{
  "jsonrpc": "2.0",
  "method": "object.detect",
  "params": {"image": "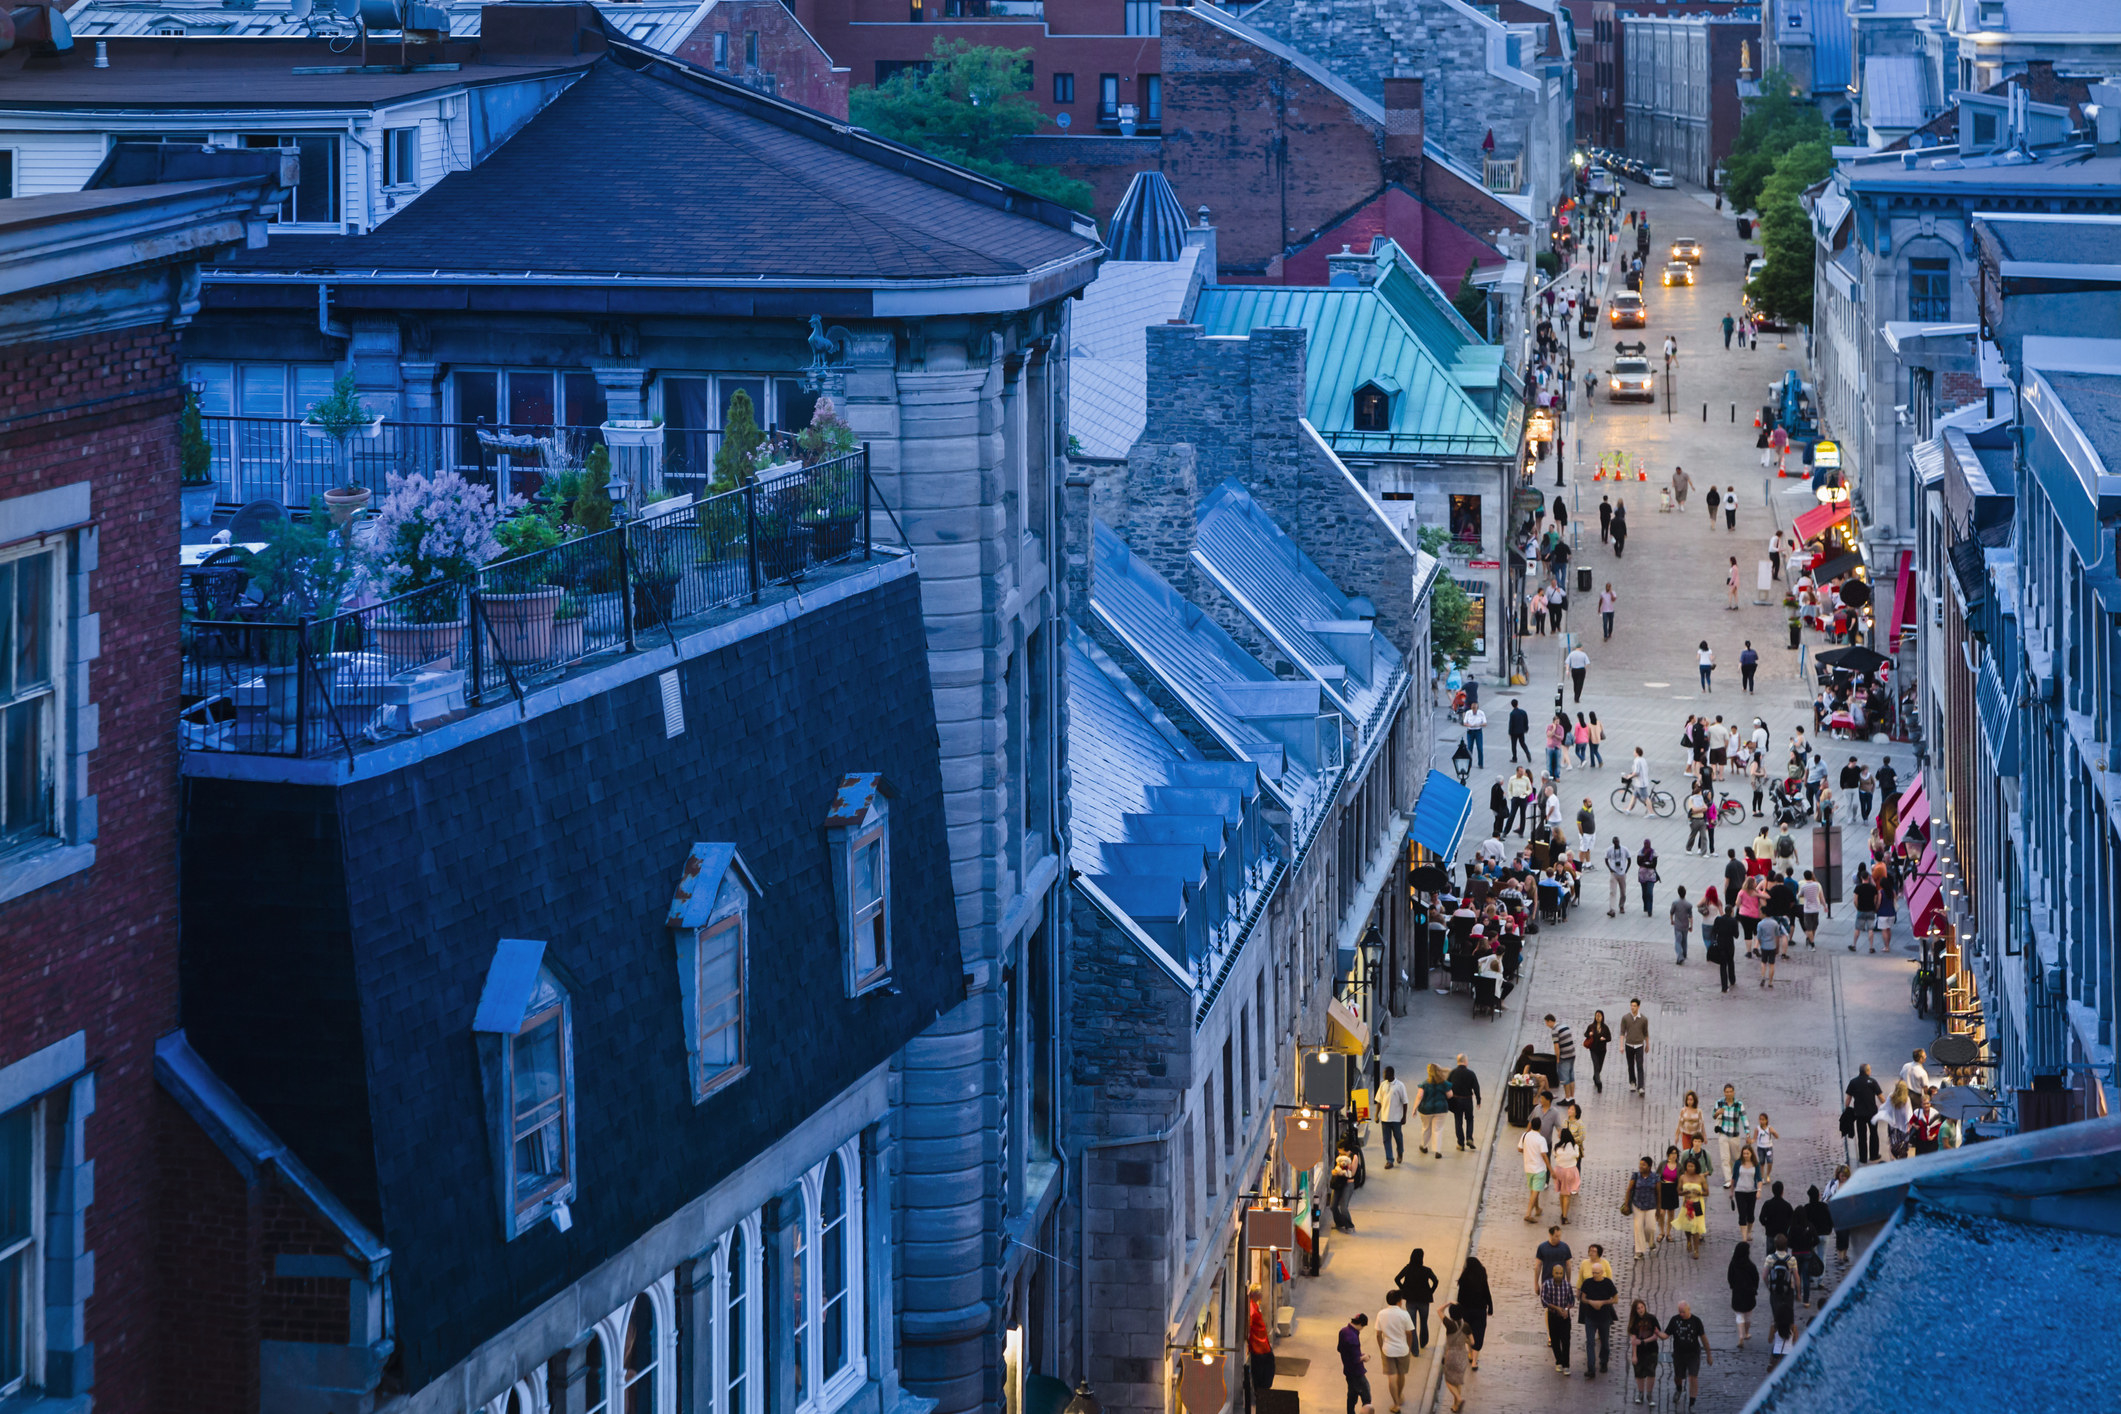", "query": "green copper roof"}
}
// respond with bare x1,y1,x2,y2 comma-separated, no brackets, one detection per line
1194,262,1520,460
